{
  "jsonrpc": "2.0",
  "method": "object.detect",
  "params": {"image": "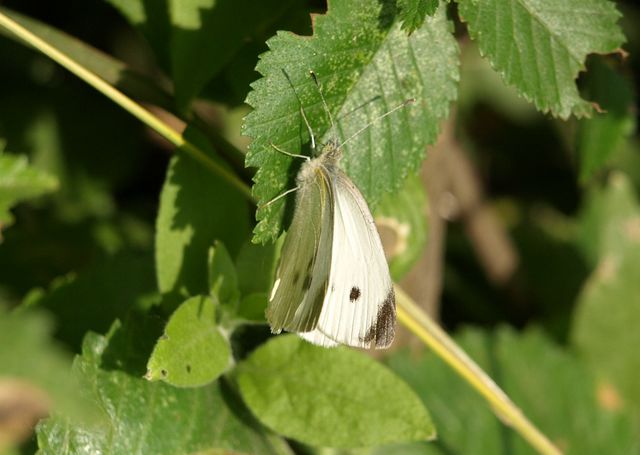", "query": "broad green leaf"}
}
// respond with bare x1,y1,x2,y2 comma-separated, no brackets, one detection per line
155,126,250,297
25,252,156,350
577,60,635,182
0,307,83,450
387,327,638,454
398,0,439,33
456,0,625,118
208,240,240,306
146,295,231,387
37,321,275,455
577,172,639,264
375,173,428,280
236,335,434,448
243,0,459,243
237,292,268,322
0,151,57,228
0,7,173,110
